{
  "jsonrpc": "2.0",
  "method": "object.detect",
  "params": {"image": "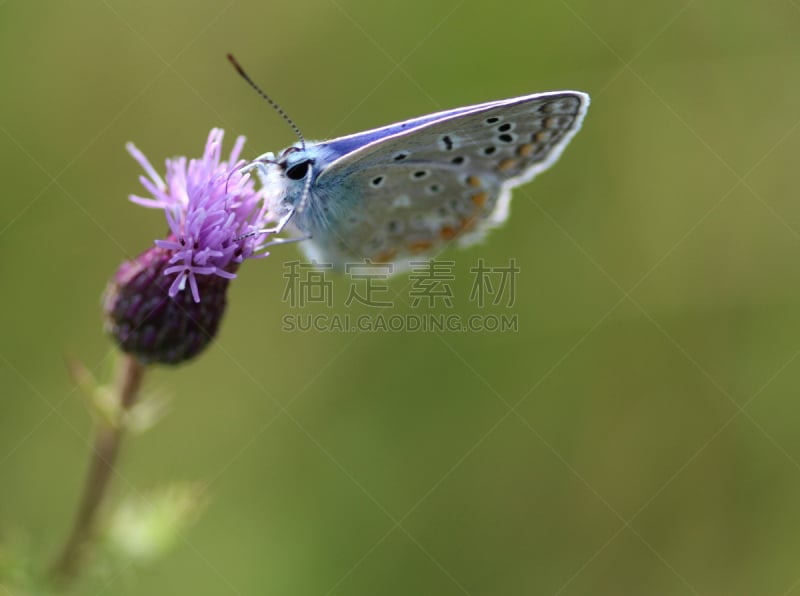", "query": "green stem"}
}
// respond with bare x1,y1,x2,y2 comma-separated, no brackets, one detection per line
49,354,146,586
